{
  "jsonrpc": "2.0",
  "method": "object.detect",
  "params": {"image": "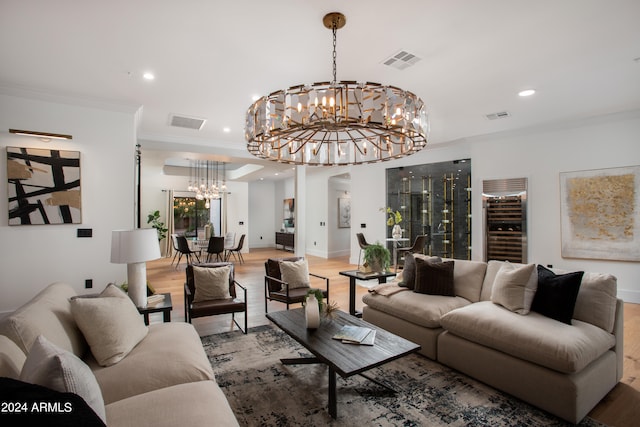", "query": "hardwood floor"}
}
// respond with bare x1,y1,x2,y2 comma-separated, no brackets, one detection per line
147,248,640,426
